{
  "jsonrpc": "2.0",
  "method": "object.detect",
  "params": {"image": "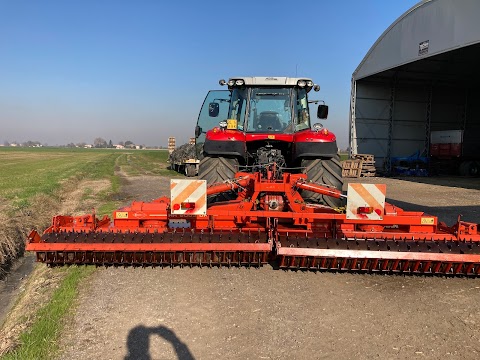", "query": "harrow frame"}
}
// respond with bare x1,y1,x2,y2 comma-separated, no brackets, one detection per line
26,170,480,275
